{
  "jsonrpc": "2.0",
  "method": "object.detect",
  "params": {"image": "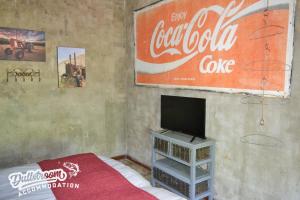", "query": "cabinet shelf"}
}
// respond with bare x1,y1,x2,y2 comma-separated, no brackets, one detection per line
155,158,210,184
196,191,211,200
154,149,191,166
